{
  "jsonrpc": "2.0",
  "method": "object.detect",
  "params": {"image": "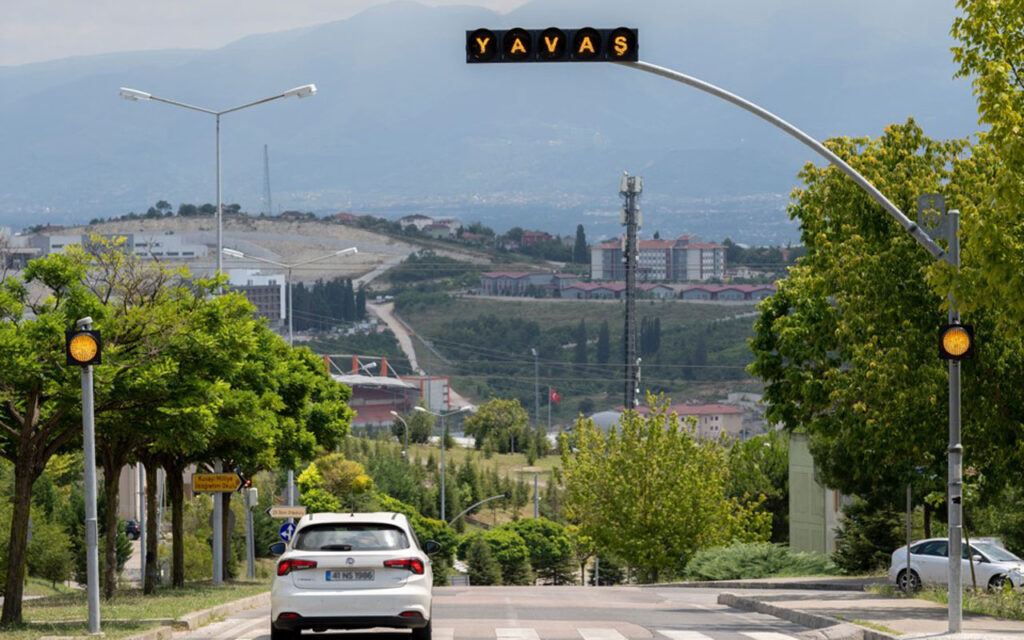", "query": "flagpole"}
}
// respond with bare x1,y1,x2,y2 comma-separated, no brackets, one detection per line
548,386,552,431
